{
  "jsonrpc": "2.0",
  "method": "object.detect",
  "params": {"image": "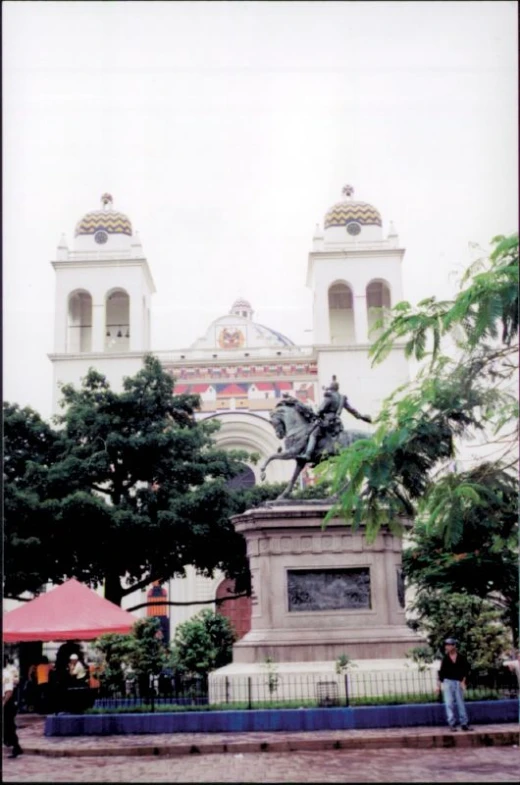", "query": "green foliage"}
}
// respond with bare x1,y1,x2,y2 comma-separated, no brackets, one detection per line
3,403,64,597
319,356,517,540
403,466,518,645
406,646,435,673
407,592,511,671
370,233,518,365
94,618,168,693
127,617,169,678
170,609,236,677
4,356,283,603
92,632,135,695
335,653,357,675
